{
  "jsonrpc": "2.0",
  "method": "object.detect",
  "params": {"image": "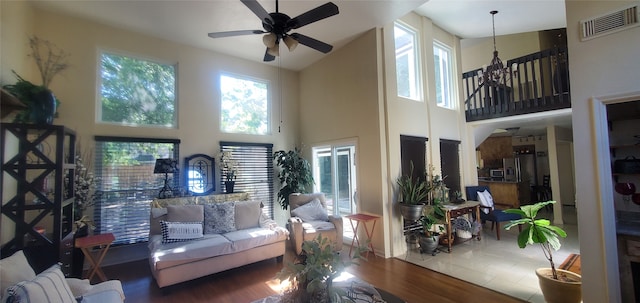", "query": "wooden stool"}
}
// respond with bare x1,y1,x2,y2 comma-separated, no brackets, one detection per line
75,233,115,282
